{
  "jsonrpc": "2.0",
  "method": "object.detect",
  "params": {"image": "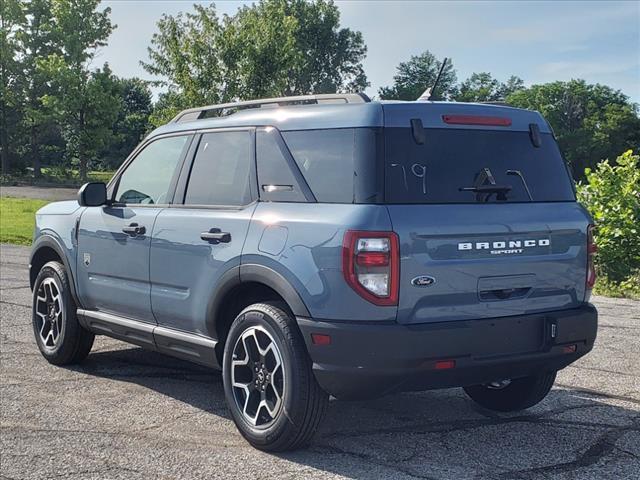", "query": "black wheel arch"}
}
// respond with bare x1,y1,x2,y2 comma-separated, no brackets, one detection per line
239,264,310,318
208,263,311,362
30,235,82,308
